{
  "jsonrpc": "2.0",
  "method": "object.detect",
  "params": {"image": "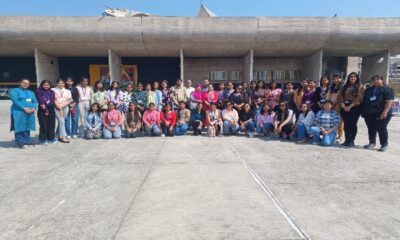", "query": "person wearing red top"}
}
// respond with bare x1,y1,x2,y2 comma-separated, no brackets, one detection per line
160,103,176,137
142,102,162,136
102,102,122,139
